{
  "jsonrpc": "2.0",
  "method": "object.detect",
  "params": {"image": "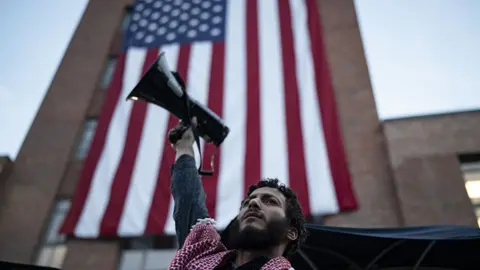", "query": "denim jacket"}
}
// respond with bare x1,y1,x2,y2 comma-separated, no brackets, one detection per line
171,154,209,247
